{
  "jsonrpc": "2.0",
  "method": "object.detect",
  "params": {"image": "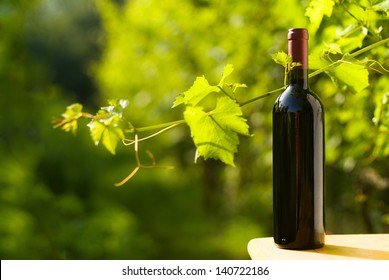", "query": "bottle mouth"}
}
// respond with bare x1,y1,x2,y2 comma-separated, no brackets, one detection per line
288,28,309,40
